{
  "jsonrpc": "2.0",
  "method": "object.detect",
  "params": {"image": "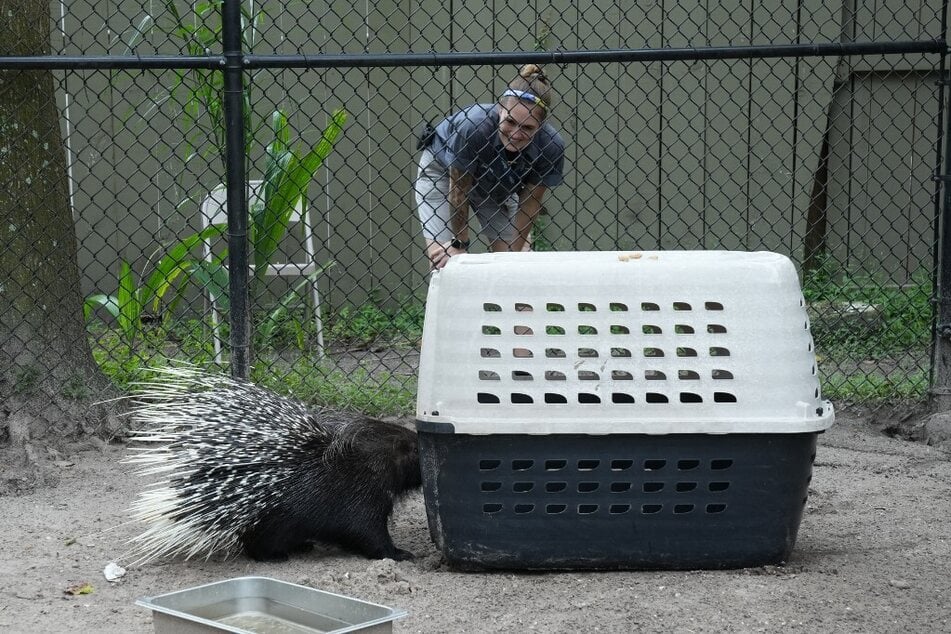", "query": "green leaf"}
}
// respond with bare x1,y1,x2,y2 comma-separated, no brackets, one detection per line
259,110,292,227
186,259,231,313
254,110,347,278
301,108,348,177
254,151,299,276
194,26,217,48
140,223,227,312
83,294,120,321
244,92,255,156
162,0,184,28
270,110,290,153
